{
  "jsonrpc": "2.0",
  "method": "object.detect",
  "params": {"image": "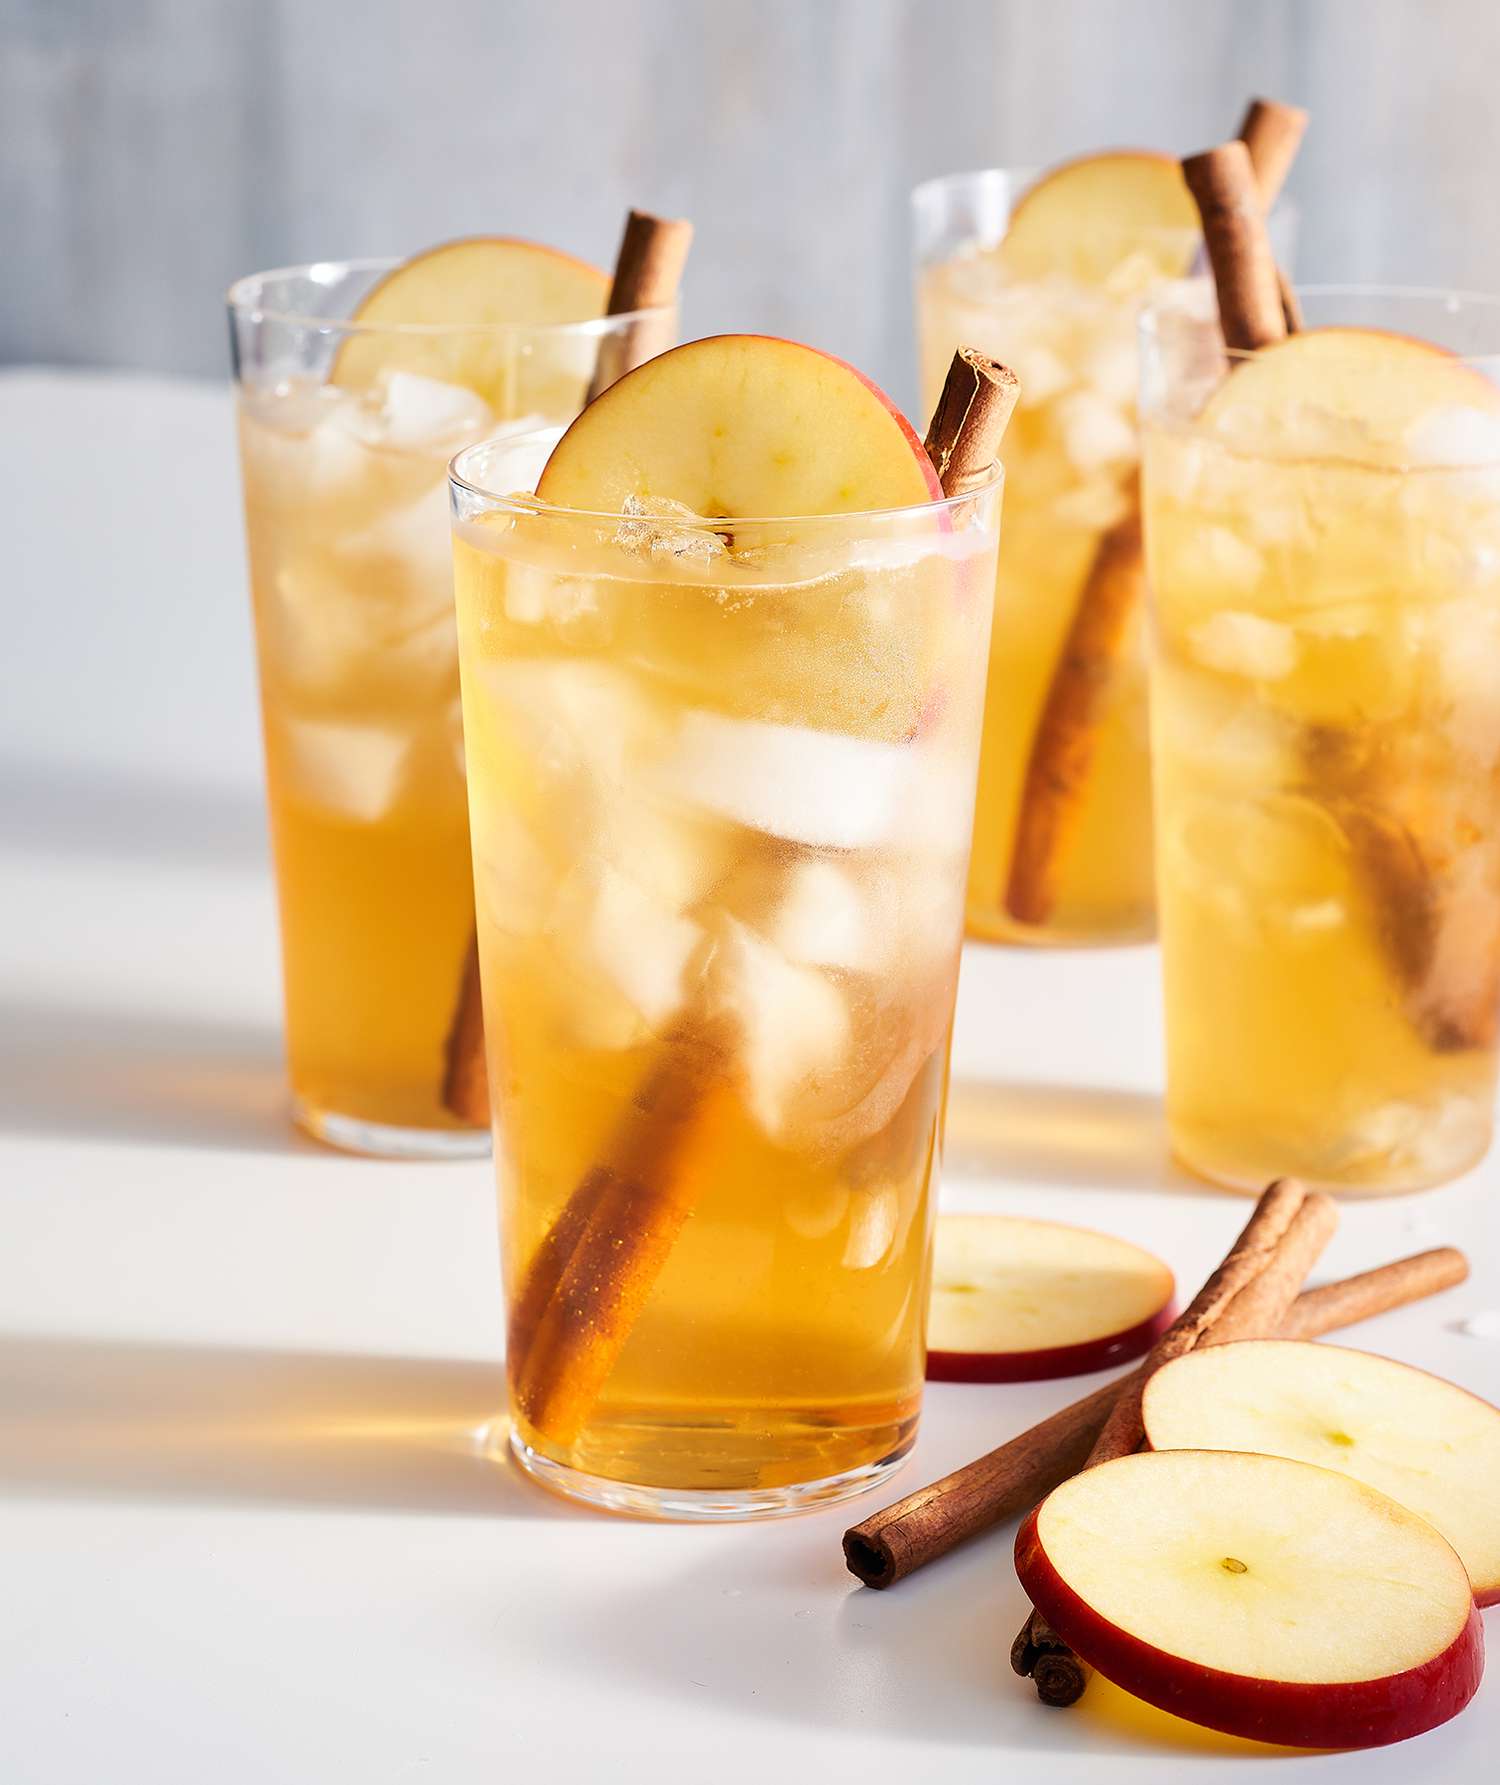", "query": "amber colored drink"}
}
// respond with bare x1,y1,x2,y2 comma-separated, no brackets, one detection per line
1143,285,1500,1195
914,175,1195,944
229,261,659,1154
450,444,1002,1514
